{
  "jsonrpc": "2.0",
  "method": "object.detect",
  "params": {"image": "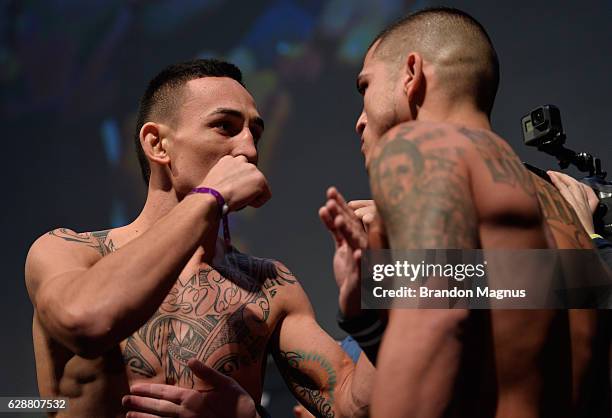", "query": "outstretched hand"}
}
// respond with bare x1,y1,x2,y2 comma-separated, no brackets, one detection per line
319,187,368,318
123,358,257,418
347,200,378,230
